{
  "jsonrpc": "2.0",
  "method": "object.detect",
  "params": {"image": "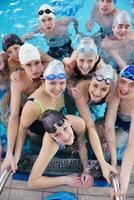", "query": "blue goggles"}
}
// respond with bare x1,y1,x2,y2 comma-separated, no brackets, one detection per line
94,74,113,85
44,73,67,80
77,47,97,55
120,71,134,81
